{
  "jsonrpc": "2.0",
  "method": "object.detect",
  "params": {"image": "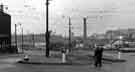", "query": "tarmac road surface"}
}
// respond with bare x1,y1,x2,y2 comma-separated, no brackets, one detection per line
0,51,134,72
